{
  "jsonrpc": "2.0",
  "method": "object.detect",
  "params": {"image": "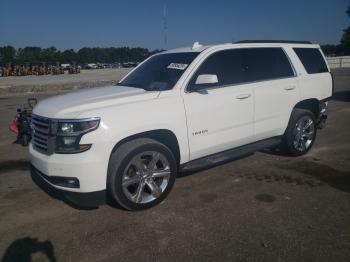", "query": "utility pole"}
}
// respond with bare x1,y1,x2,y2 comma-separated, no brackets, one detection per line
163,2,167,49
